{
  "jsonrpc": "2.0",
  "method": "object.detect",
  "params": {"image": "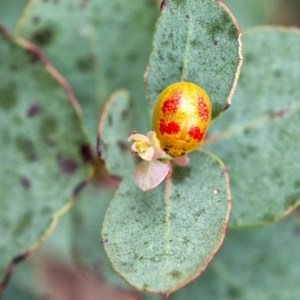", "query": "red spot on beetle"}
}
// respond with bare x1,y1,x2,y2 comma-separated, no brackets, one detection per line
159,119,180,135
198,96,209,121
161,93,182,115
188,127,204,141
